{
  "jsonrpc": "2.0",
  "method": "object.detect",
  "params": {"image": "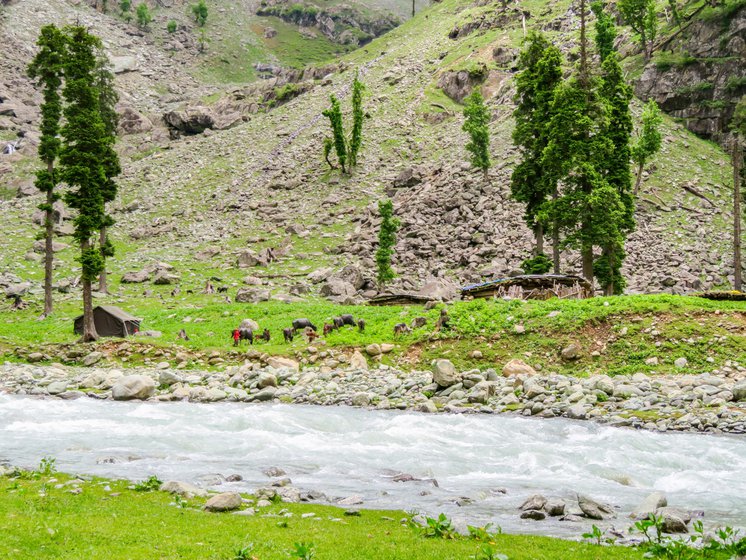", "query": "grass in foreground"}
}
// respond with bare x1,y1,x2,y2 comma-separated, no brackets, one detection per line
0,294,744,375
0,470,645,560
